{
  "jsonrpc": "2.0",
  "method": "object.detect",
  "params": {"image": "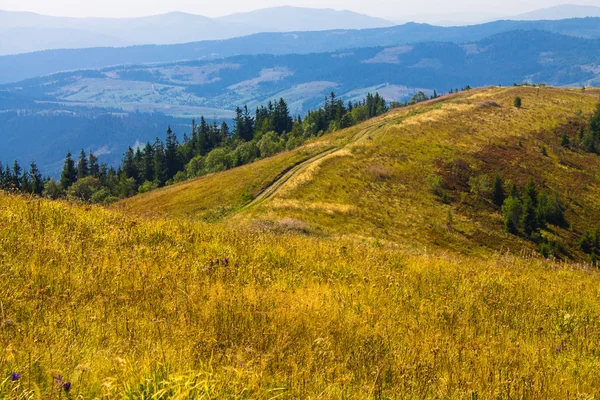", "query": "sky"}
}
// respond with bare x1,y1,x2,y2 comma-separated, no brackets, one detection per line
0,0,599,19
